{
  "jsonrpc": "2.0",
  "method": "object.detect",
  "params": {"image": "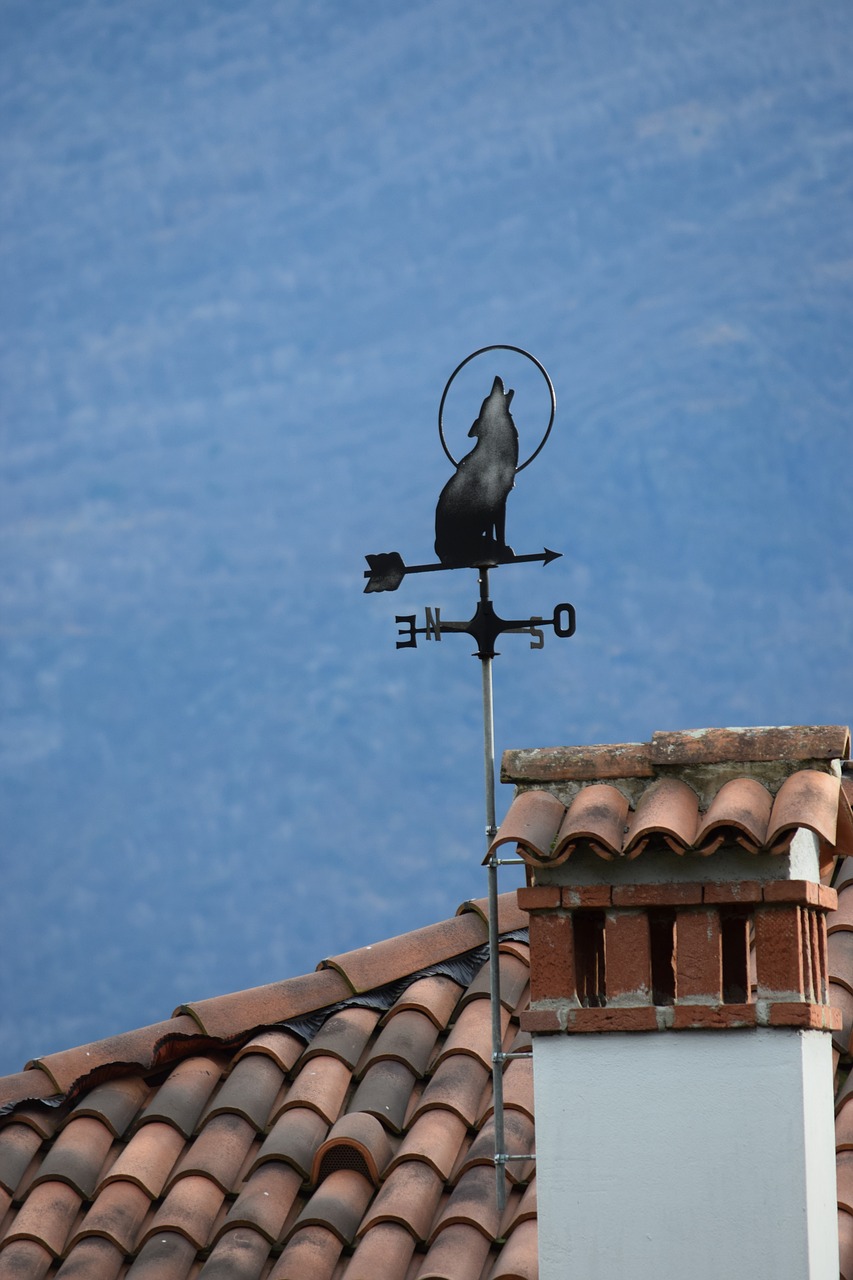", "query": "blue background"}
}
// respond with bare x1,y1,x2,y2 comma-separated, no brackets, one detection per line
2,1,852,1074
